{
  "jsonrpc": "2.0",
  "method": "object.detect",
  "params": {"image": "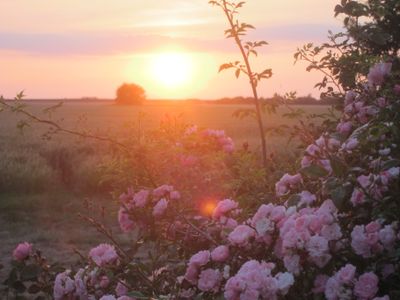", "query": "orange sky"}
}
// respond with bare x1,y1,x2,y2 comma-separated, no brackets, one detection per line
0,0,343,99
